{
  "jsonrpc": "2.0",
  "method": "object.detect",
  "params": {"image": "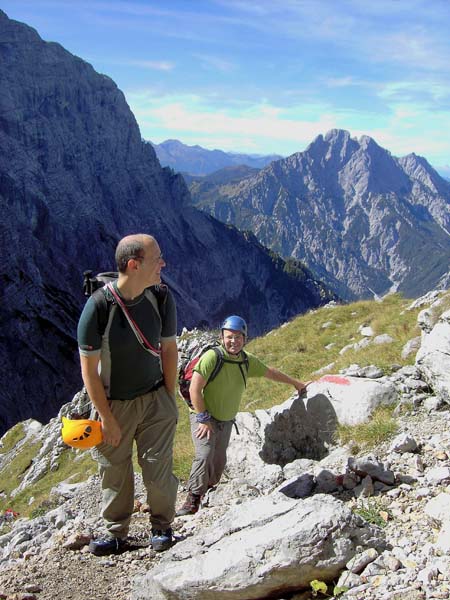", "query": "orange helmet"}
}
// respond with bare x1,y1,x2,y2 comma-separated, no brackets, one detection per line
61,416,103,449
